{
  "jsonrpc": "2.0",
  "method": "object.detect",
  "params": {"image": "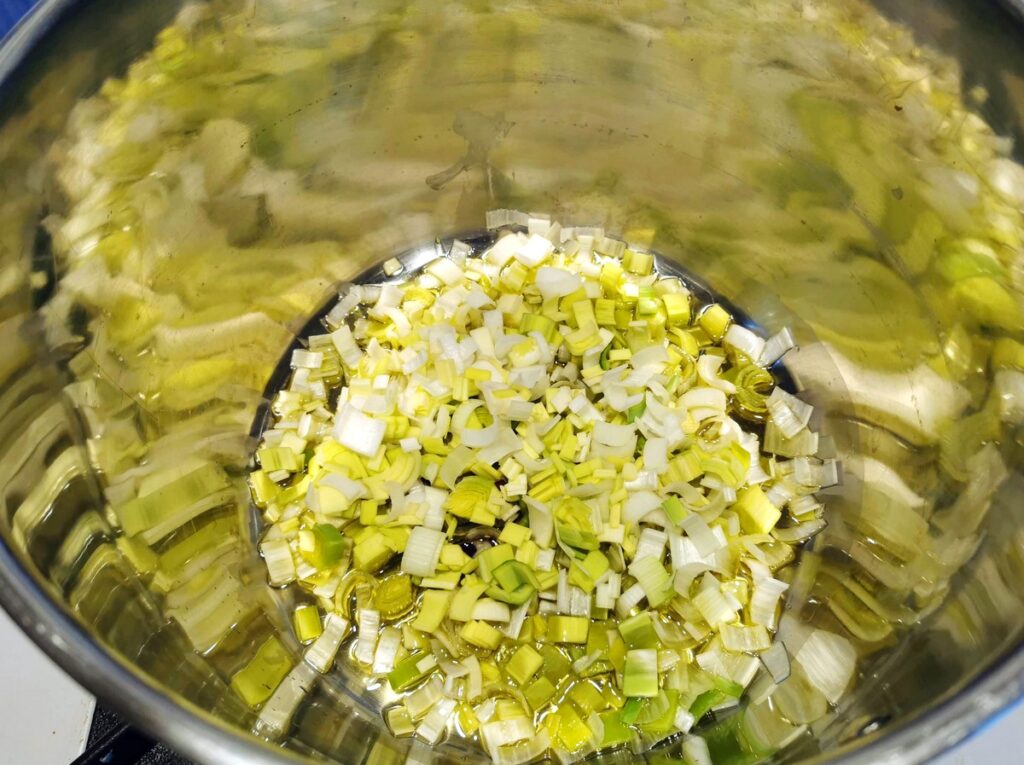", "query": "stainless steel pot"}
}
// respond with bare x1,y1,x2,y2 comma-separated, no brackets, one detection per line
2,1,1024,763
